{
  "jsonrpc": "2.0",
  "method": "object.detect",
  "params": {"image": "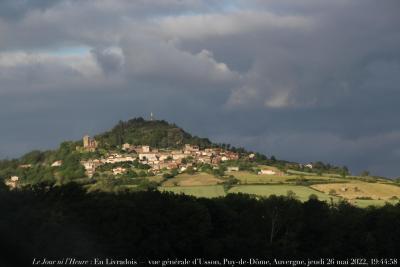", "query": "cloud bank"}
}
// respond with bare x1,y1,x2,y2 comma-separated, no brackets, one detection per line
0,0,399,177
